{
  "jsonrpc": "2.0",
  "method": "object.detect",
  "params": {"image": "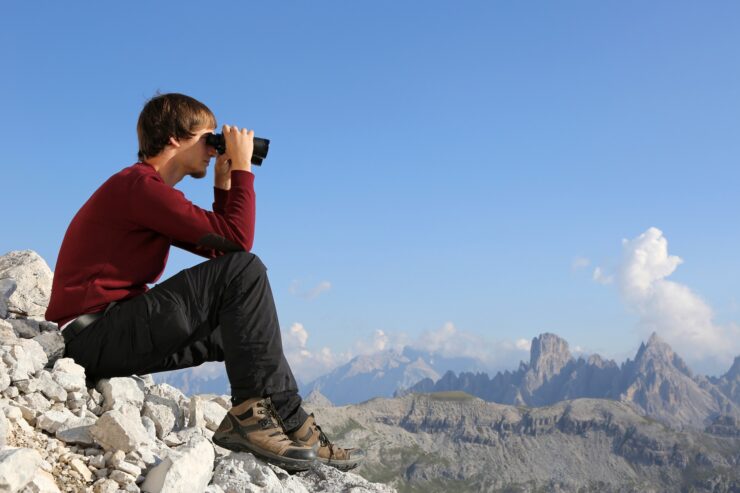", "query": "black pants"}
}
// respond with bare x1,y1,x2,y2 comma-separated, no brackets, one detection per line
63,251,308,431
